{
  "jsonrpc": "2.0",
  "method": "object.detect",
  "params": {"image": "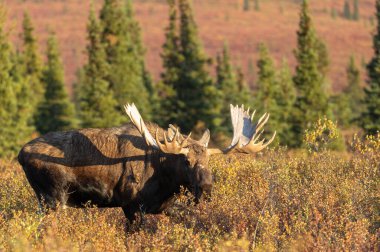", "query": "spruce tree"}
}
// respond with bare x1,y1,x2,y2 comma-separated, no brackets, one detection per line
292,0,330,146
100,0,151,120
255,43,278,113
243,0,250,11
361,0,380,135
0,51,19,157
127,0,154,110
175,0,220,133
276,59,296,145
353,0,360,21
36,35,77,134
331,93,351,128
247,57,255,87
20,12,44,116
236,67,252,106
10,49,35,141
254,0,260,11
315,37,329,78
330,58,359,128
125,0,154,98
158,0,181,126
215,43,241,133
76,8,122,128
255,43,280,139
344,0,352,20
0,12,31,157
100,0,125,62
344,55,365,124
331,56,358,129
